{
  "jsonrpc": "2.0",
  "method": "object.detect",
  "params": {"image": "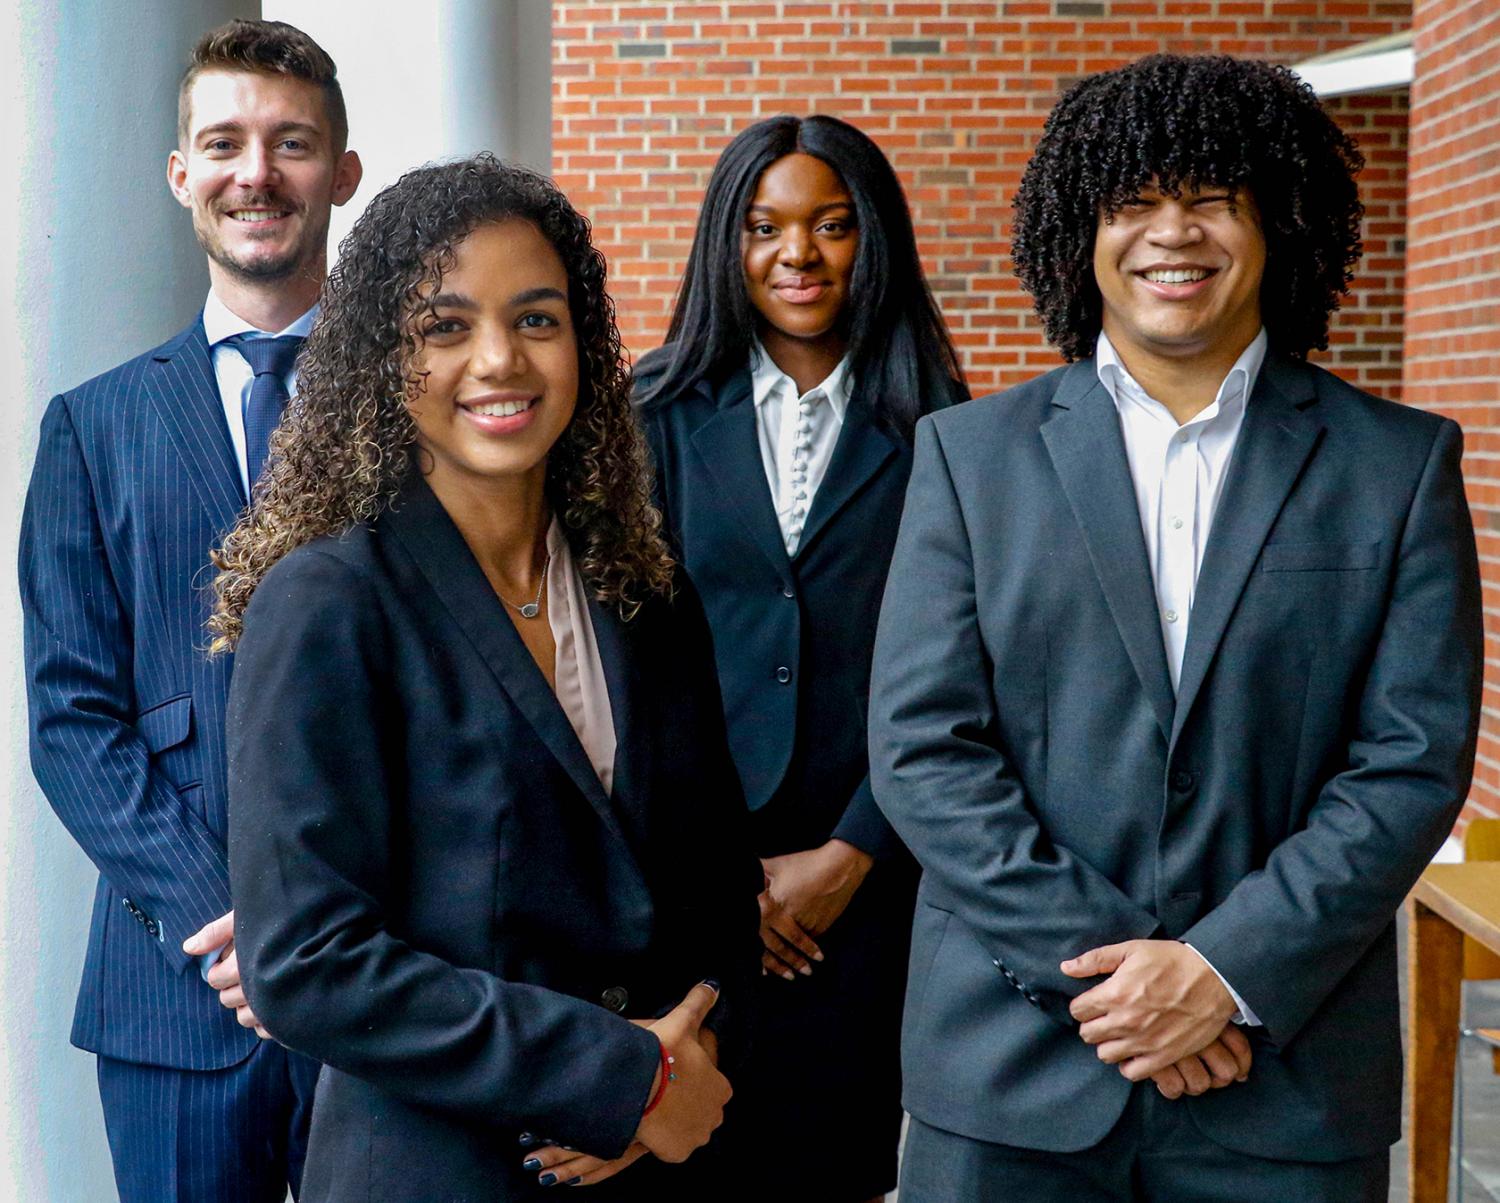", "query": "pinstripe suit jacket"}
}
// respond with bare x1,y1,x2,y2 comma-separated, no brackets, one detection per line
21,317,258,1070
